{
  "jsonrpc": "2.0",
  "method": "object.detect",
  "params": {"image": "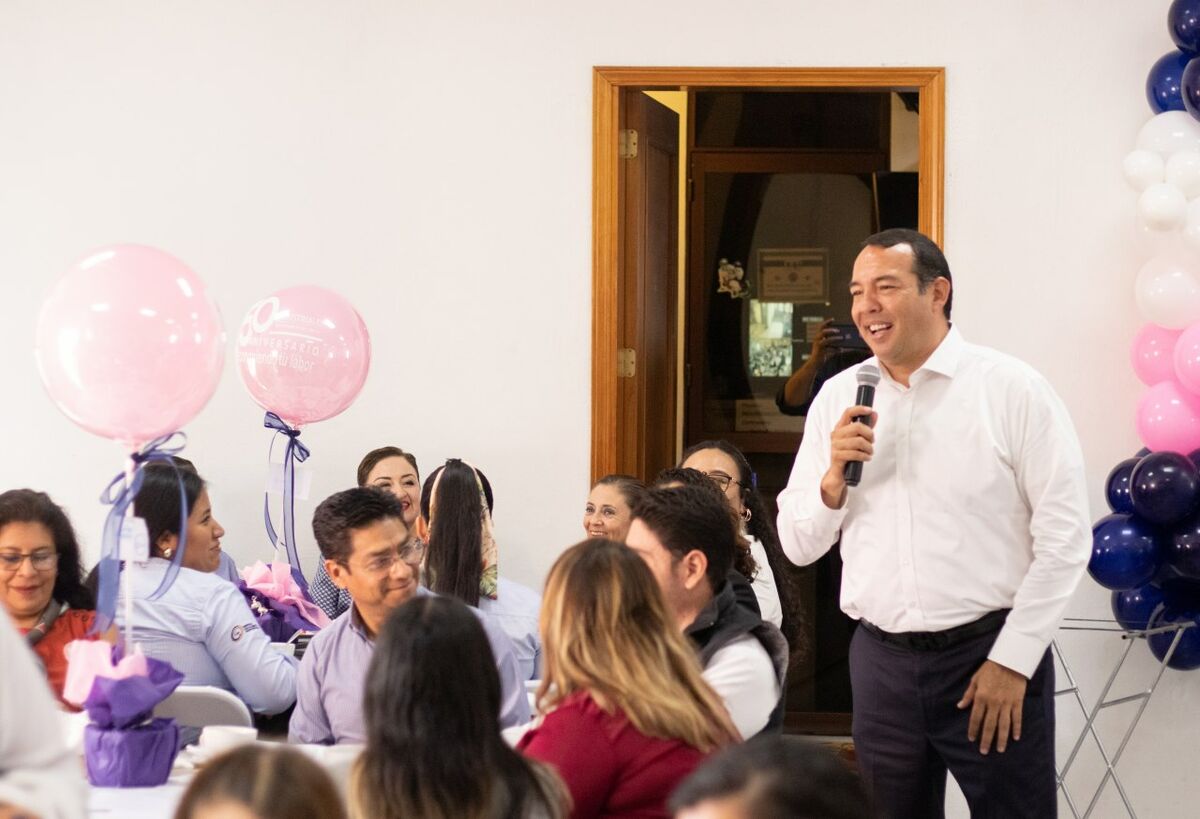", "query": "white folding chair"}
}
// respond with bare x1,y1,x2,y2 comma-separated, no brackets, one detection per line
153,685,253,728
